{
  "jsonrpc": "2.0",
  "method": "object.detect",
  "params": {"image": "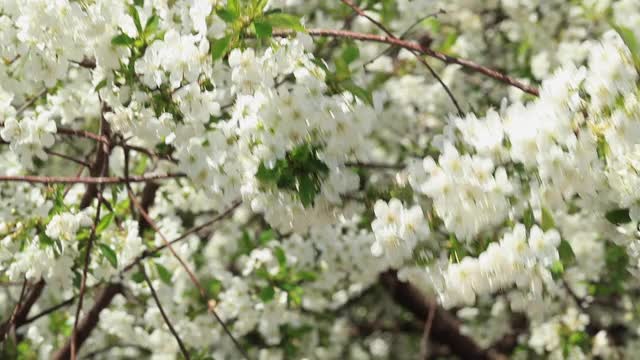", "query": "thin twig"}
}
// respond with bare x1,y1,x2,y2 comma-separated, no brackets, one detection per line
138,264,191,359
363,9,445,68
45,149,91,167
413,54,465,116
124,174,249,359
340,0,394,38
133,201,242,266
271,29,539,96
15,89,48,115
339,0,464,115
23,297,75,325
420,298,437,359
